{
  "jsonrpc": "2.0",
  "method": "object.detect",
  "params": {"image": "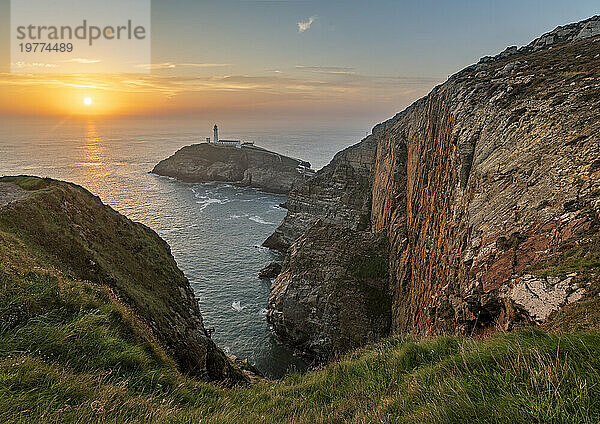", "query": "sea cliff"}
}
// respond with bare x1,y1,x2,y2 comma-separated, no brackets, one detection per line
266,16,600,359
268,221,390,361
3,17,600,422
263,136,377,251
